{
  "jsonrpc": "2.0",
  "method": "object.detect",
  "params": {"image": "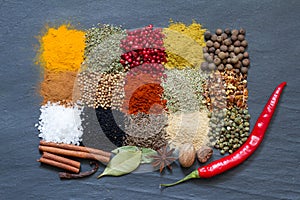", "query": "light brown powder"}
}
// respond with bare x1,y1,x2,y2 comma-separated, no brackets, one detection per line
166,110,210,150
